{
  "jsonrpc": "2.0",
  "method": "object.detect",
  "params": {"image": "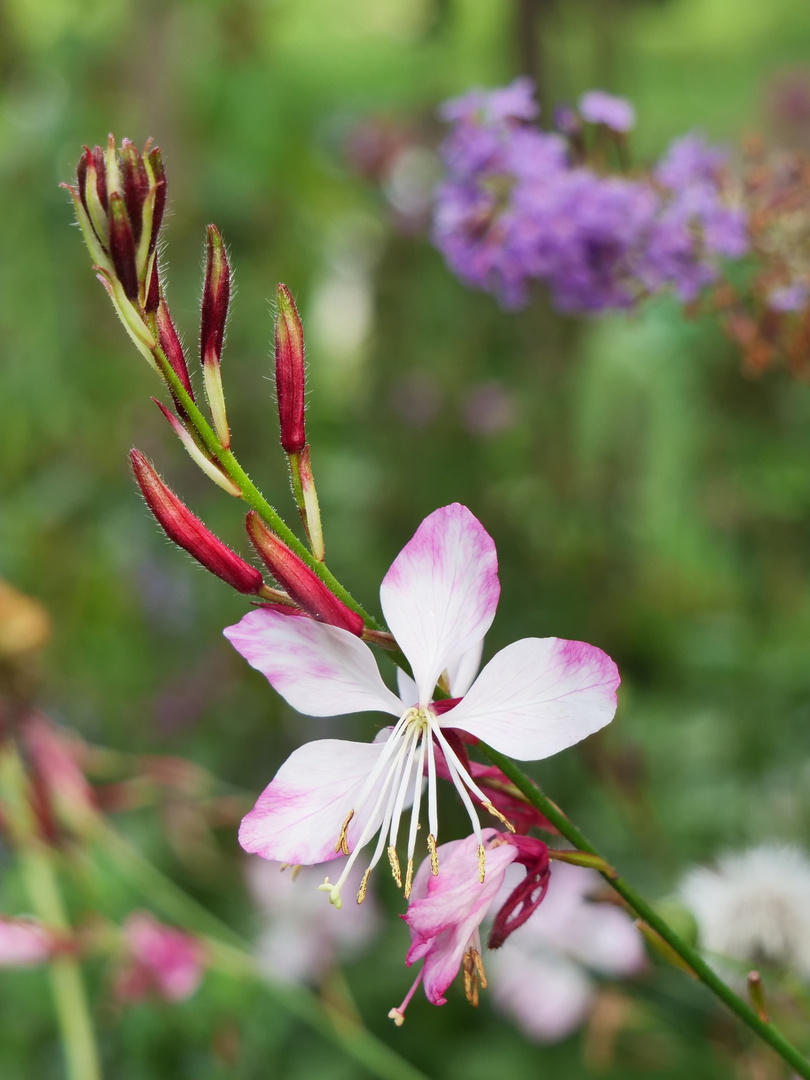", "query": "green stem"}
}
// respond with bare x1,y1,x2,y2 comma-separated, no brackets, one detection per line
92,822,428,1080
481,744,810,1078
0,746,102,1080
153,346,381,631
